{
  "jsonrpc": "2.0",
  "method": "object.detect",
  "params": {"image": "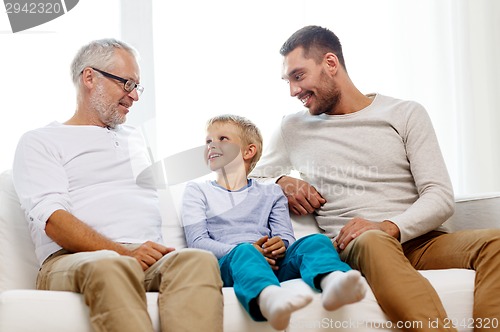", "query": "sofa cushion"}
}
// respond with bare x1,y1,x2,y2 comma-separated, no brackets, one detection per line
0,270,475,332
0,288,275,332
283,269,475,332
